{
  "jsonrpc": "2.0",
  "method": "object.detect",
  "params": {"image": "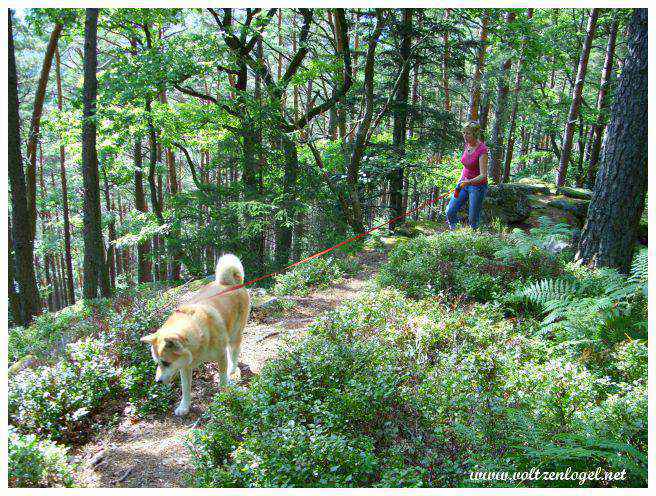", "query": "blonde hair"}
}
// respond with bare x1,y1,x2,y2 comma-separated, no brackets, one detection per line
462,121,482,141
